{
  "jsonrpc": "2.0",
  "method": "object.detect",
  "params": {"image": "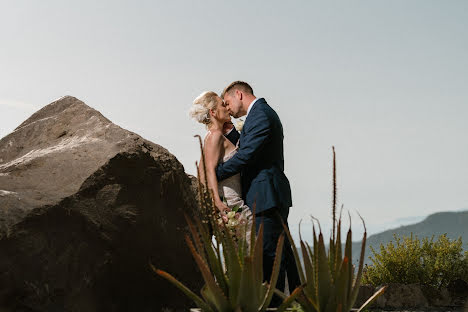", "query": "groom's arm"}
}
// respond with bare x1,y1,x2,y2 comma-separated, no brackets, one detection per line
216,110,271,181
